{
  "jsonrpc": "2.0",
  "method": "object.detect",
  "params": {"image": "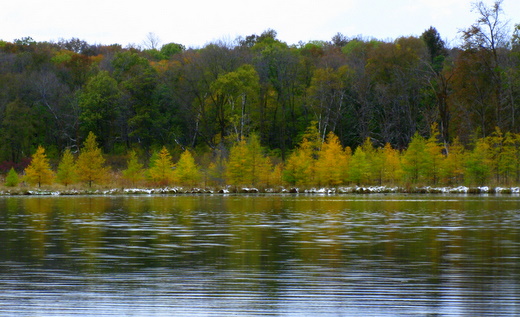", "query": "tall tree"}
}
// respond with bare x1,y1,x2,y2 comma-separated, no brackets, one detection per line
461,0,511,131
78,71,121,150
